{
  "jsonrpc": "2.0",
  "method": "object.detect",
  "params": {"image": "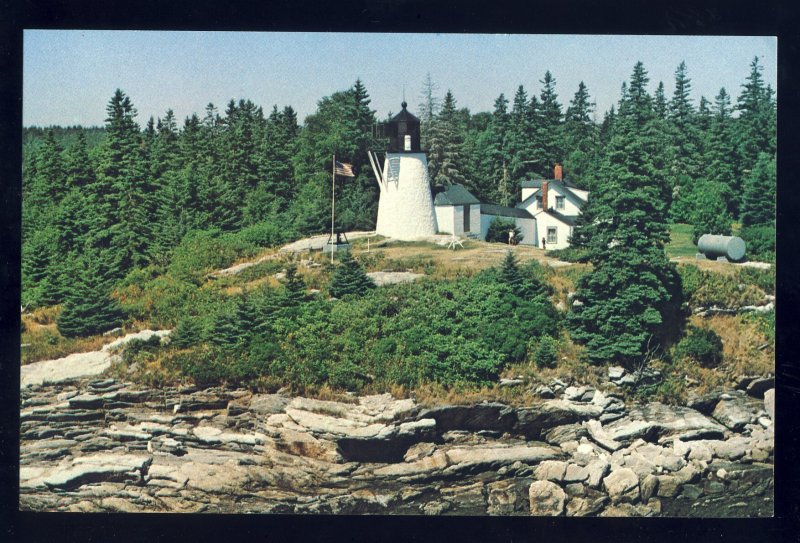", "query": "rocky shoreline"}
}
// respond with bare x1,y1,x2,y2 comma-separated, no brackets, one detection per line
20,368,774,516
